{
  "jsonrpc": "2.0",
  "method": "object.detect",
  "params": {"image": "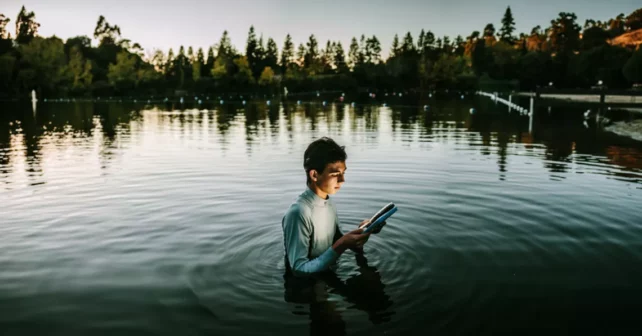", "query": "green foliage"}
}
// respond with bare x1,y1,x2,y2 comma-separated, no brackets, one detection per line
280,34,294,72
233,56,254,86
570,45,631,88
334,42,348,74
549,12,581,55
581,26,609,50
15,6,40,45
499,6,516,44
107,50,137,91
0,53,16,95
518,51,552,90
626,8,642,30
68,46,93,92
18,37,68,95
258,66,276,86
0,14,10,39
2,7,642,99
93,15,121,46
623,47,642,83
